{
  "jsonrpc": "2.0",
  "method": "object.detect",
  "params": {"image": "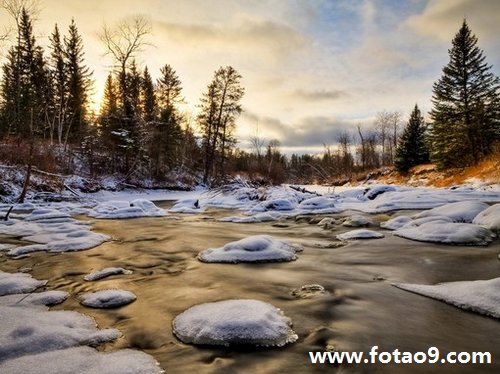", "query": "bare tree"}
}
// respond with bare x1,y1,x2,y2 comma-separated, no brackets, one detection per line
336,130,353,178
100,16,151,115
